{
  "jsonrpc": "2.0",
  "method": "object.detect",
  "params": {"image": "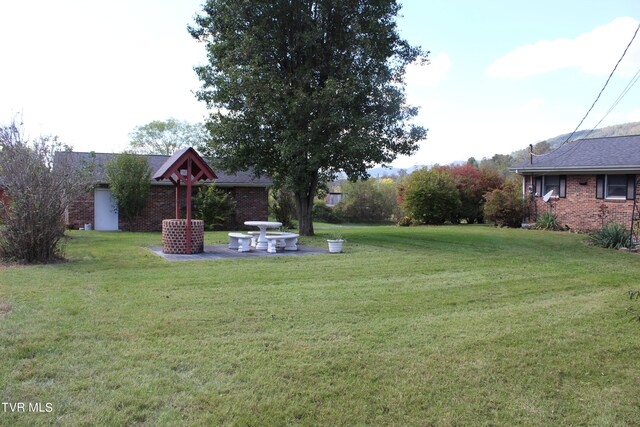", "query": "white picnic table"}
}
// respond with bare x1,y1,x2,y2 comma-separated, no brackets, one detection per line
244,221,282,250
